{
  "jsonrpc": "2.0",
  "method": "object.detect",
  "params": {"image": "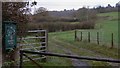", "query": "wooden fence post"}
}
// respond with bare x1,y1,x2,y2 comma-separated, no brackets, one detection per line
88,32,90,43
97,32,99,45
80,32,82,41
75,30,77,41
20,51,23,68
111,33,114,48
46,30,48,52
